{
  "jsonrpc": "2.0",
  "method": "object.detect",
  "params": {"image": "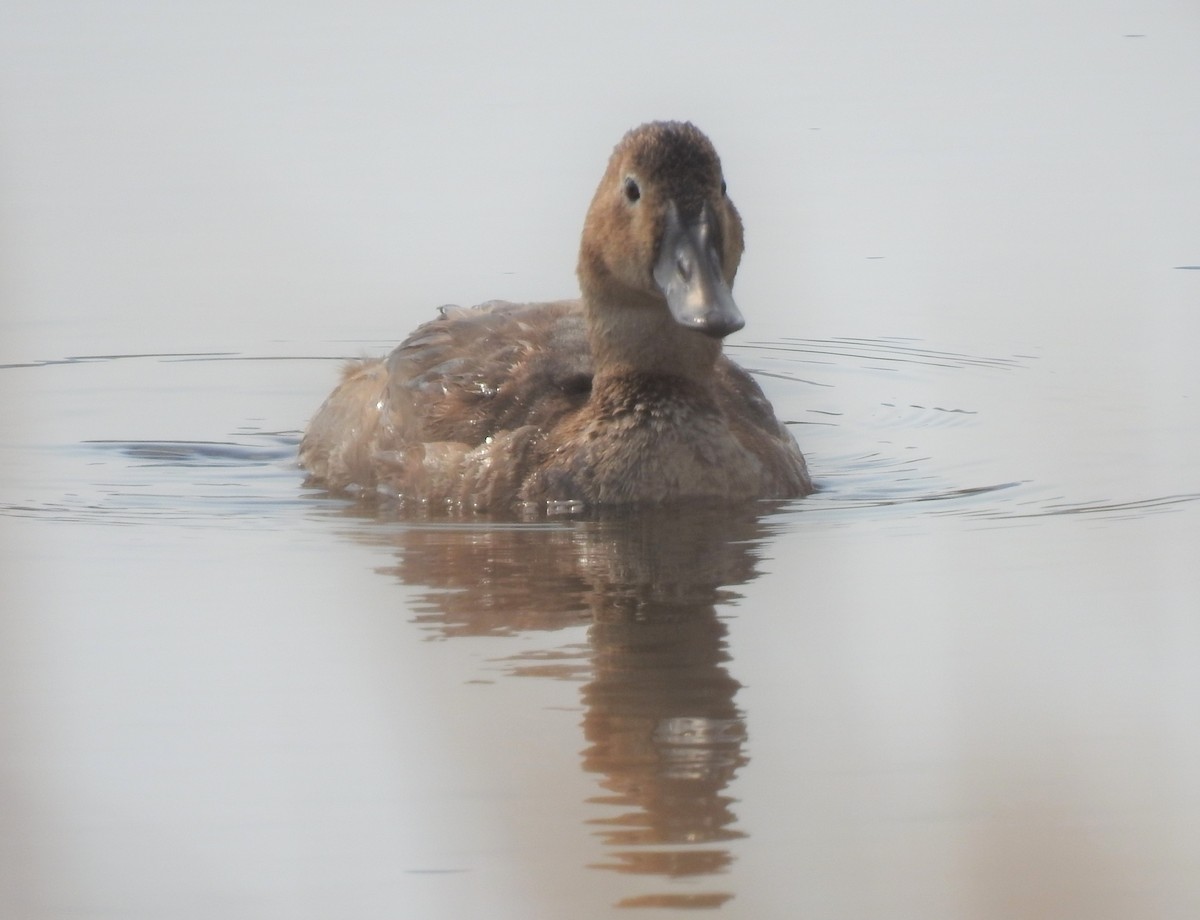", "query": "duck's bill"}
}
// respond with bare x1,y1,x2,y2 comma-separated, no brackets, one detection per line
653,204,745,339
